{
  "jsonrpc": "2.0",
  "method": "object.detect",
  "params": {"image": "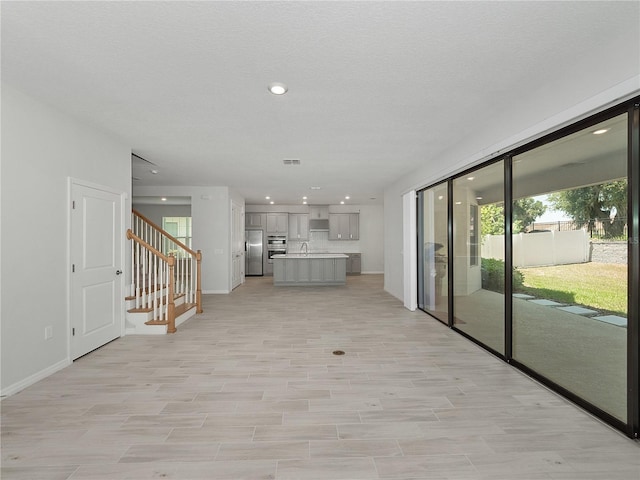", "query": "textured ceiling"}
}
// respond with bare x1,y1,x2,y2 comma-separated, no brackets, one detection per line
2,1,638,205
